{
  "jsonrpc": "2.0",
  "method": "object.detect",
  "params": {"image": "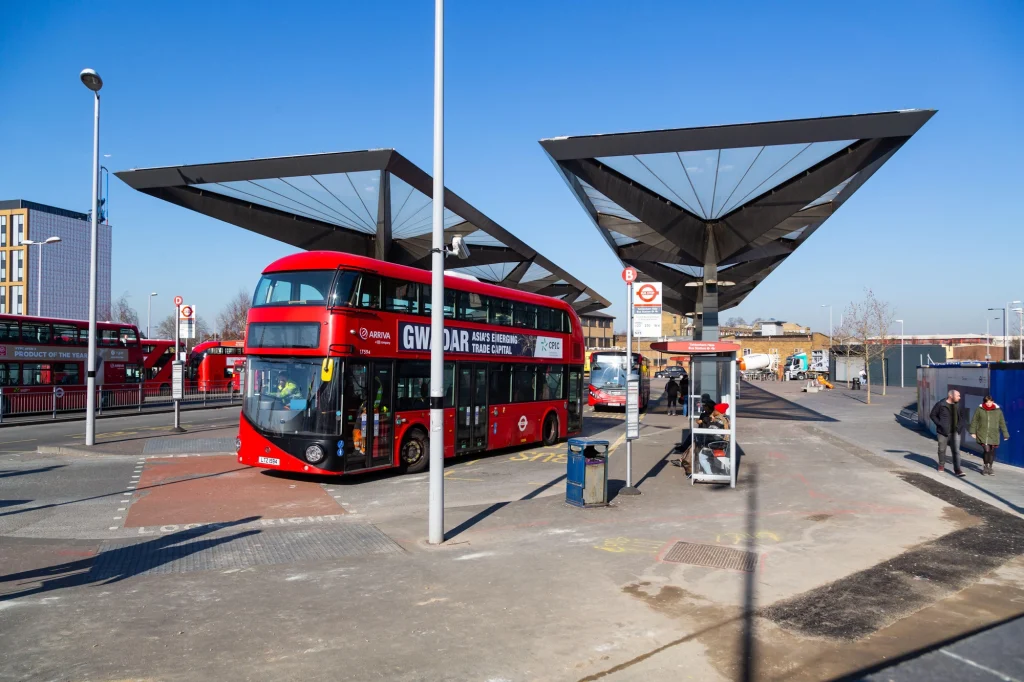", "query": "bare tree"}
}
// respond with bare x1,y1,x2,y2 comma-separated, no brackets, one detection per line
217,289,251,340
845,298,874,404
870,292,897,396
111,291,140,328
832,316,856,389
154,313,210,346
